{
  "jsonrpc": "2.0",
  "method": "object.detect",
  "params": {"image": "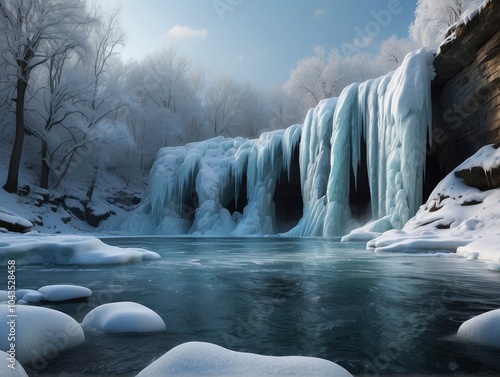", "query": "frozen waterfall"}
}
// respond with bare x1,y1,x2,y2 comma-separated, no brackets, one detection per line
108,49,435,237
